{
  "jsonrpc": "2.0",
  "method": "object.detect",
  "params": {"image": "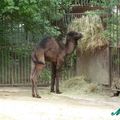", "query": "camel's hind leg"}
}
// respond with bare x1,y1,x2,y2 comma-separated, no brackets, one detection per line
30,62,45,98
